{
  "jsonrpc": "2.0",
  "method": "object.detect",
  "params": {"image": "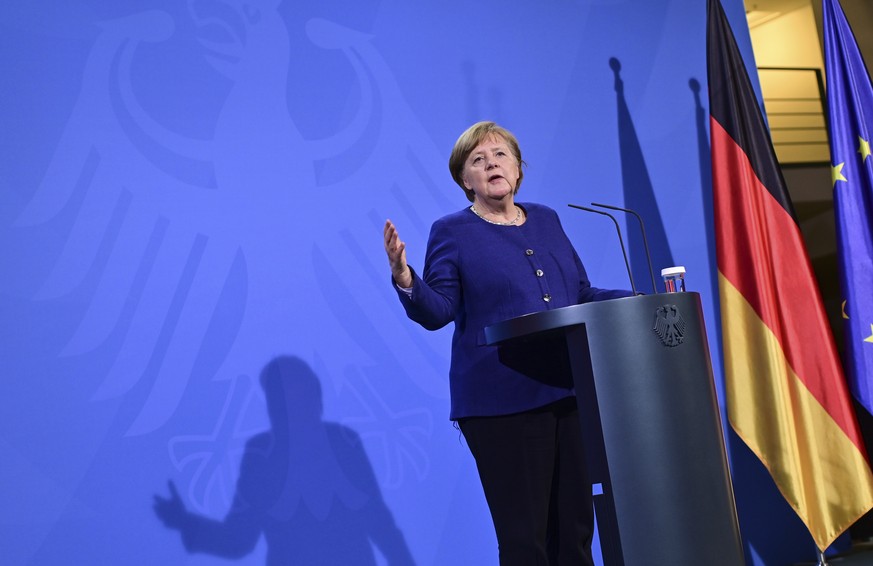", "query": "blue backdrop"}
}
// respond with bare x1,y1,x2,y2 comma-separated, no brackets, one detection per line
1,1,817,564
